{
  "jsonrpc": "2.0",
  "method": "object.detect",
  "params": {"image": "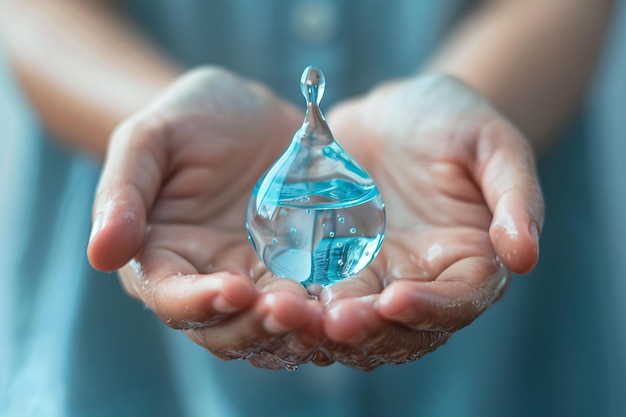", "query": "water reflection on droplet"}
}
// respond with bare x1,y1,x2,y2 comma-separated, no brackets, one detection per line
246,65,386,287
